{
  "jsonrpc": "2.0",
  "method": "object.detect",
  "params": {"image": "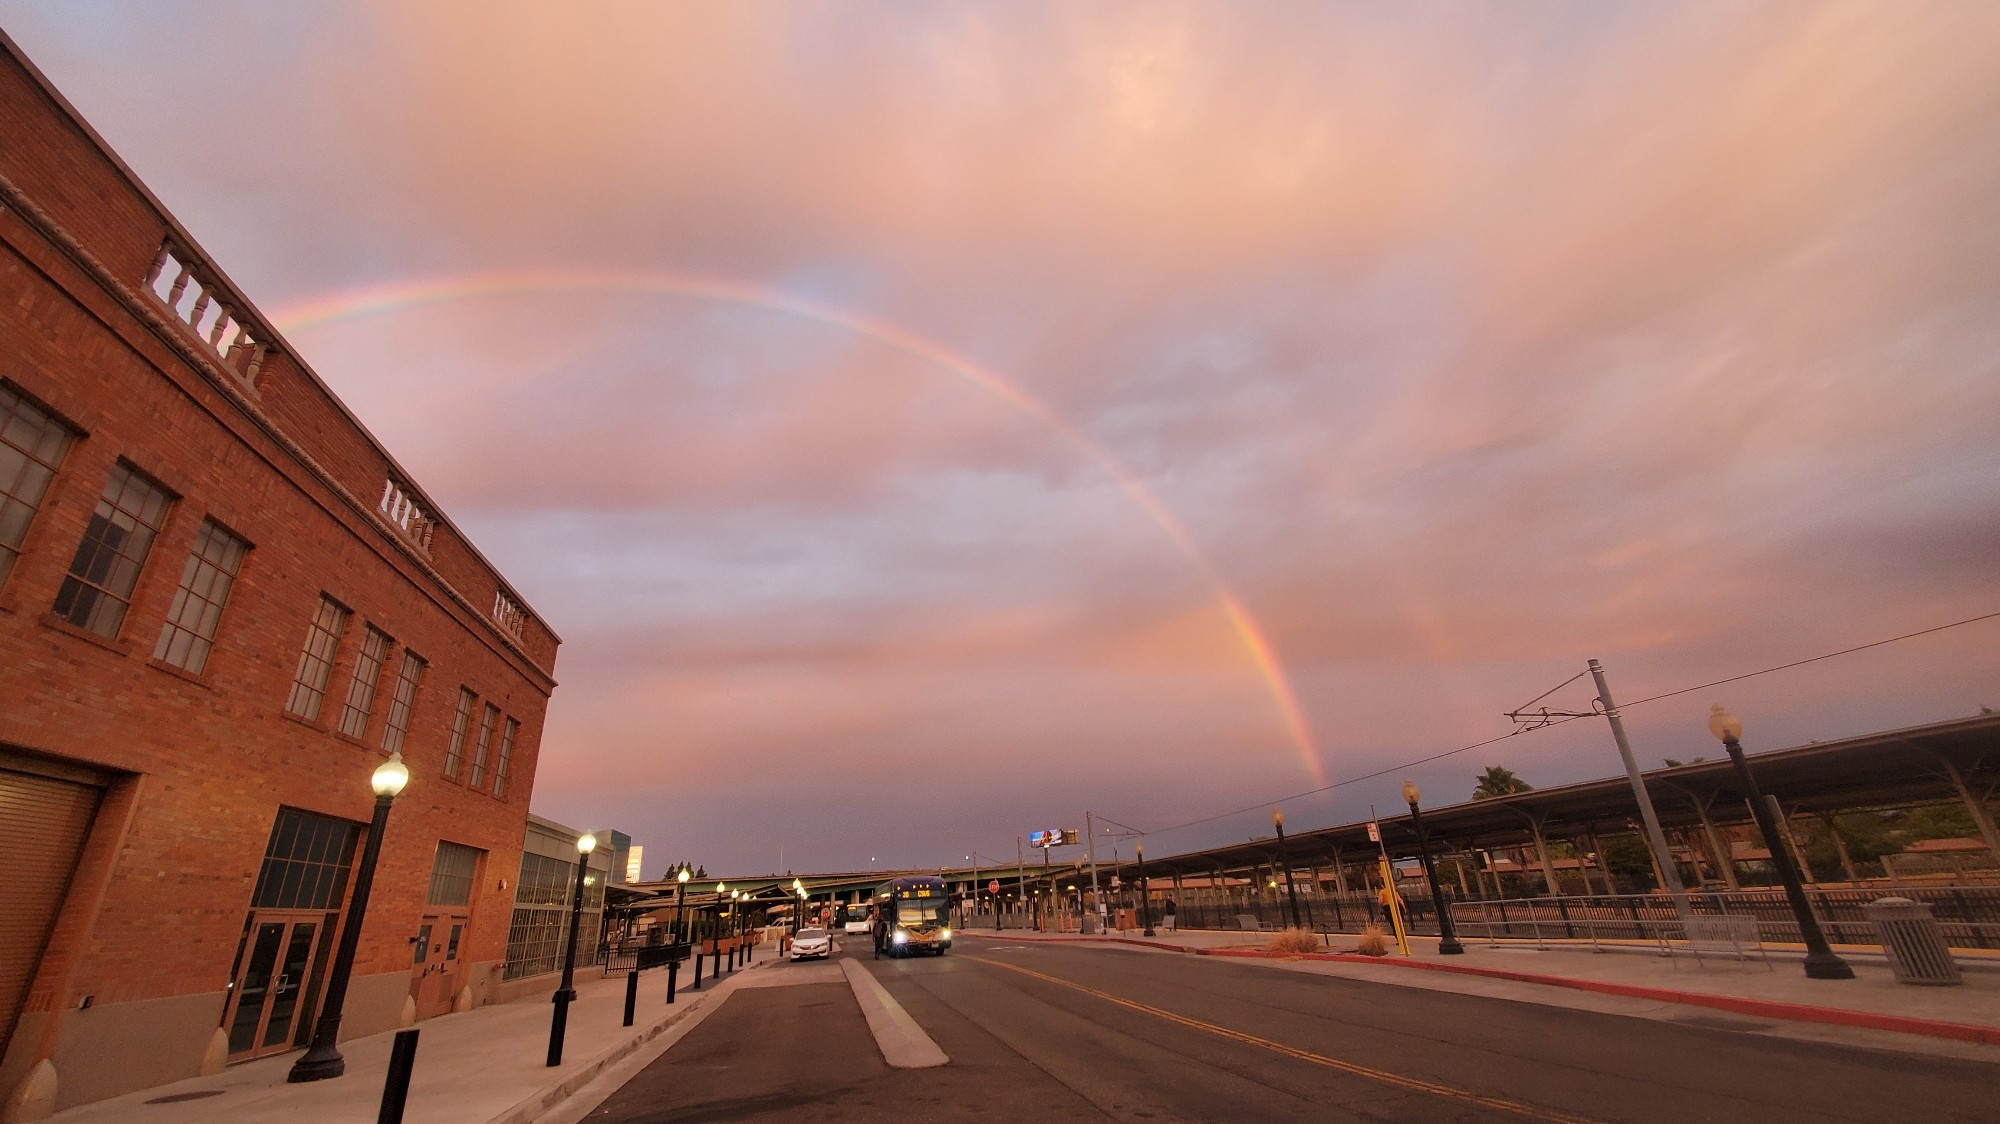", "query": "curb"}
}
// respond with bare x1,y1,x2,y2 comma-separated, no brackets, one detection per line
487,958,764,1124
1209,950,2000,1047
959,932,2000,1047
